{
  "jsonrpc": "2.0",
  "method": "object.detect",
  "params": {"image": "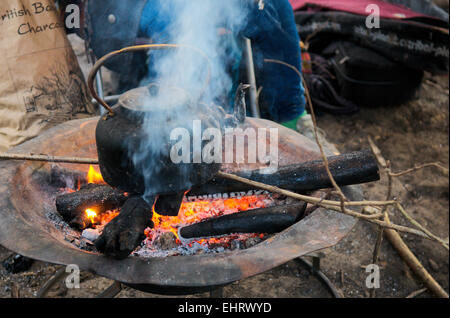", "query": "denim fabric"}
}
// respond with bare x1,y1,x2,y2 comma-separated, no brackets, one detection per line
139,0,305,122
